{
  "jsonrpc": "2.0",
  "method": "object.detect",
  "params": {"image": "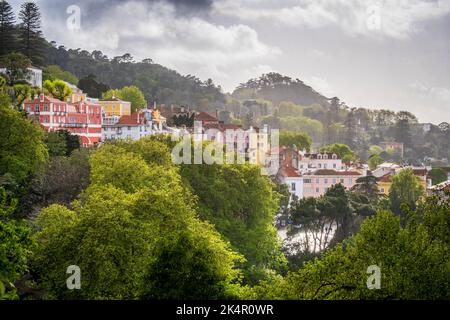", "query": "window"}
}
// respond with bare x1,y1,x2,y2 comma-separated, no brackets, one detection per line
380,188,385,193
316,188,320,193
291,183,296,191
304,179,311,184
349,178,353,184
323,154,328,159
104,127,108,132
317,154,322,159
333,178,336,184
333,164,337,168
340,179,344,184
316,178,320,183
324,163,328,169
128,126,131,130
318,163,322,168
26,106,31,112
43,104,48,111
332,154,337,159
